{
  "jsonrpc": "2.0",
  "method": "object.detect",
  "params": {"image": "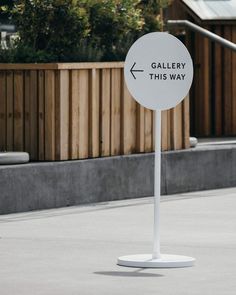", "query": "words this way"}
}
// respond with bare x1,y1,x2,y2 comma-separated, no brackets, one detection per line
149,73,186,80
